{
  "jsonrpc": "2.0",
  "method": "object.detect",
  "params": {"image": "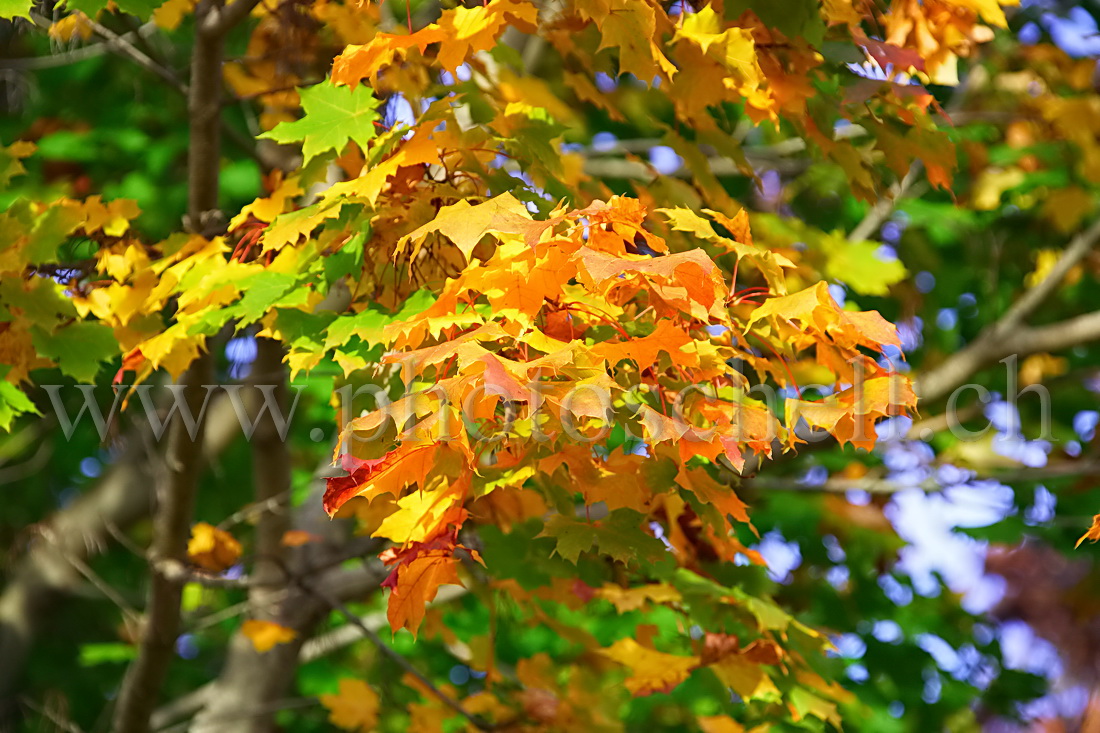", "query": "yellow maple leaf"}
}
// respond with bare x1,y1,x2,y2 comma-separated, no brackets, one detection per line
710,654,781,702
591,0,674,83
321,127,439,206
1025,248,1082,289
1018,352,1067,387
972,166,1026,210
395,192,531,264
597,583,682,613
674,6,760,90
436,0,538,73
49,12,93,41
240,619,298,653
67,195,141,237
1042,186,1094,234
371,477,468,545
949,0,1013,28
320,679,380,732
151,0,196,31
187,522,242,573
599,638,699,696
228,174,304,231
332,26,449,87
